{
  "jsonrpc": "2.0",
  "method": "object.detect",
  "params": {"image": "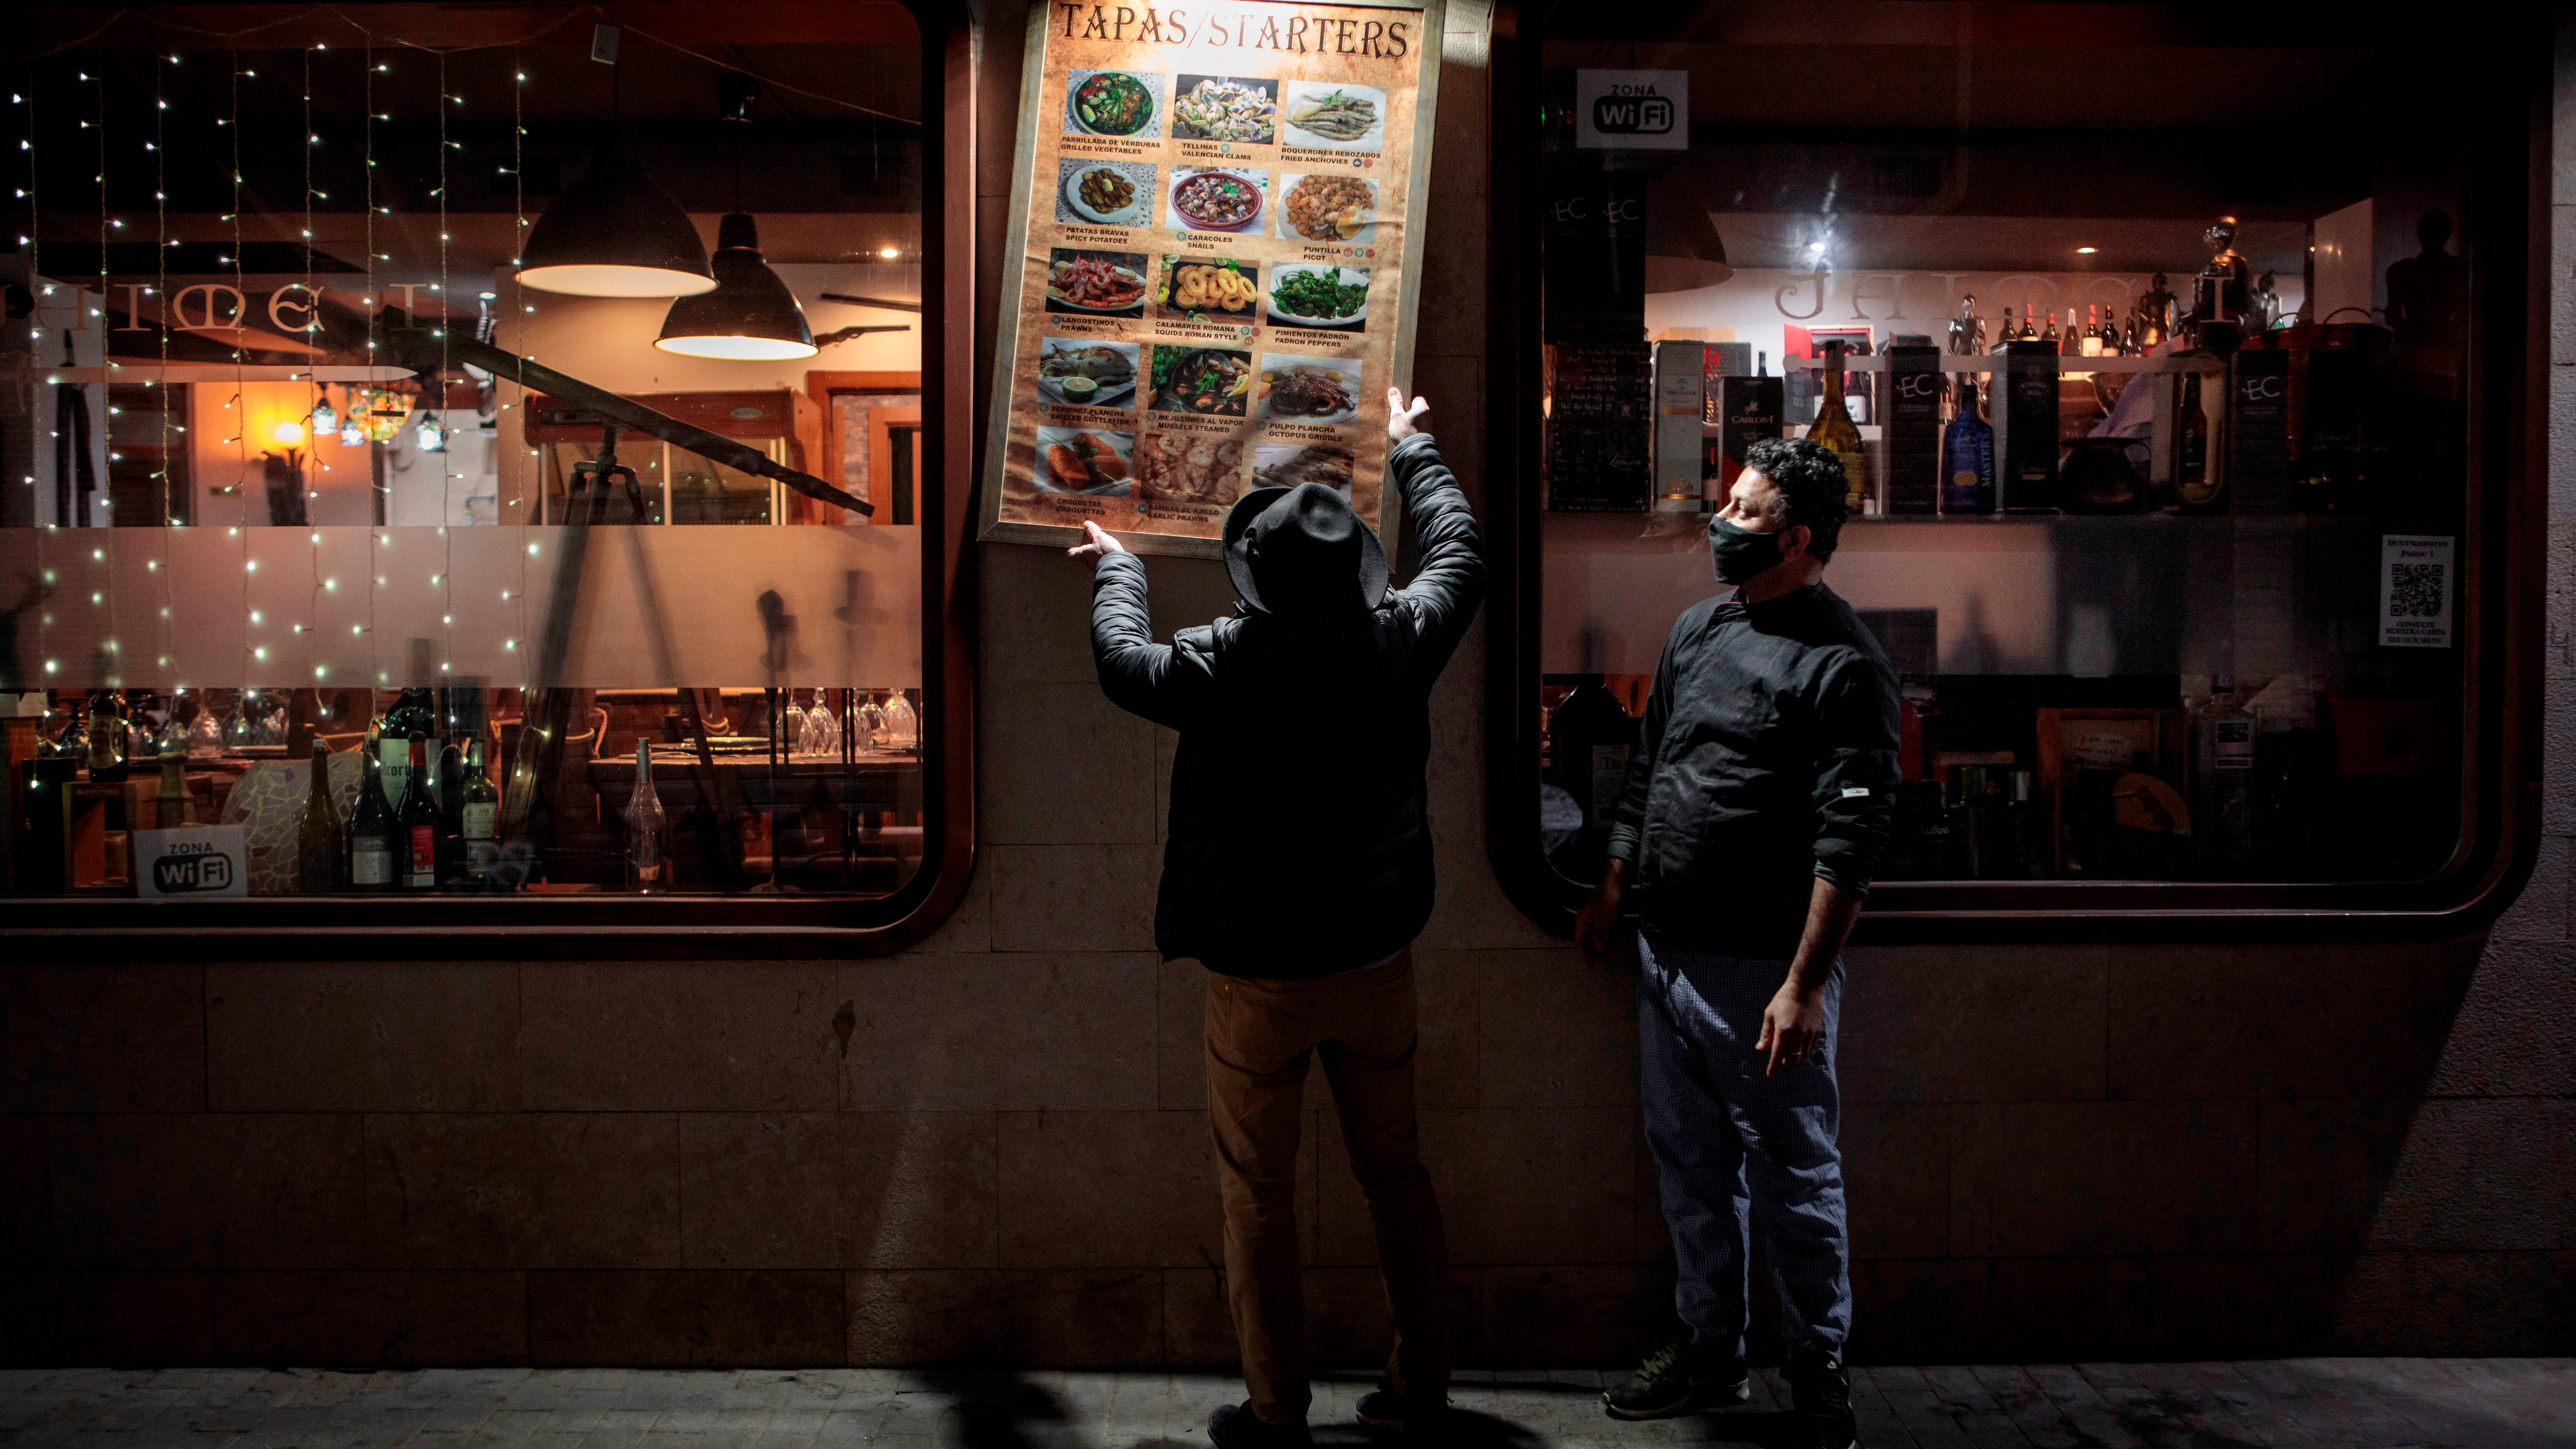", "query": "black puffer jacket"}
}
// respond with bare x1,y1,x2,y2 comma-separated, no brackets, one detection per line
1090,433,1484,977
